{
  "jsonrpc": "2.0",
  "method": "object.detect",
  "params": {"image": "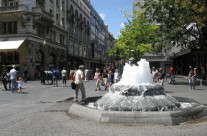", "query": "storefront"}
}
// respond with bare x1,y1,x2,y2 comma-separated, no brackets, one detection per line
0,37,26,71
